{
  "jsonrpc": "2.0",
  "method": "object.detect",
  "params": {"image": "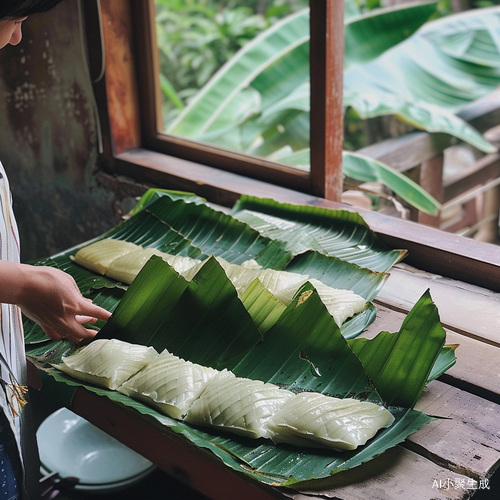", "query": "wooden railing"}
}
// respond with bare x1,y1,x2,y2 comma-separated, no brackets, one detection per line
352,90,500,243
